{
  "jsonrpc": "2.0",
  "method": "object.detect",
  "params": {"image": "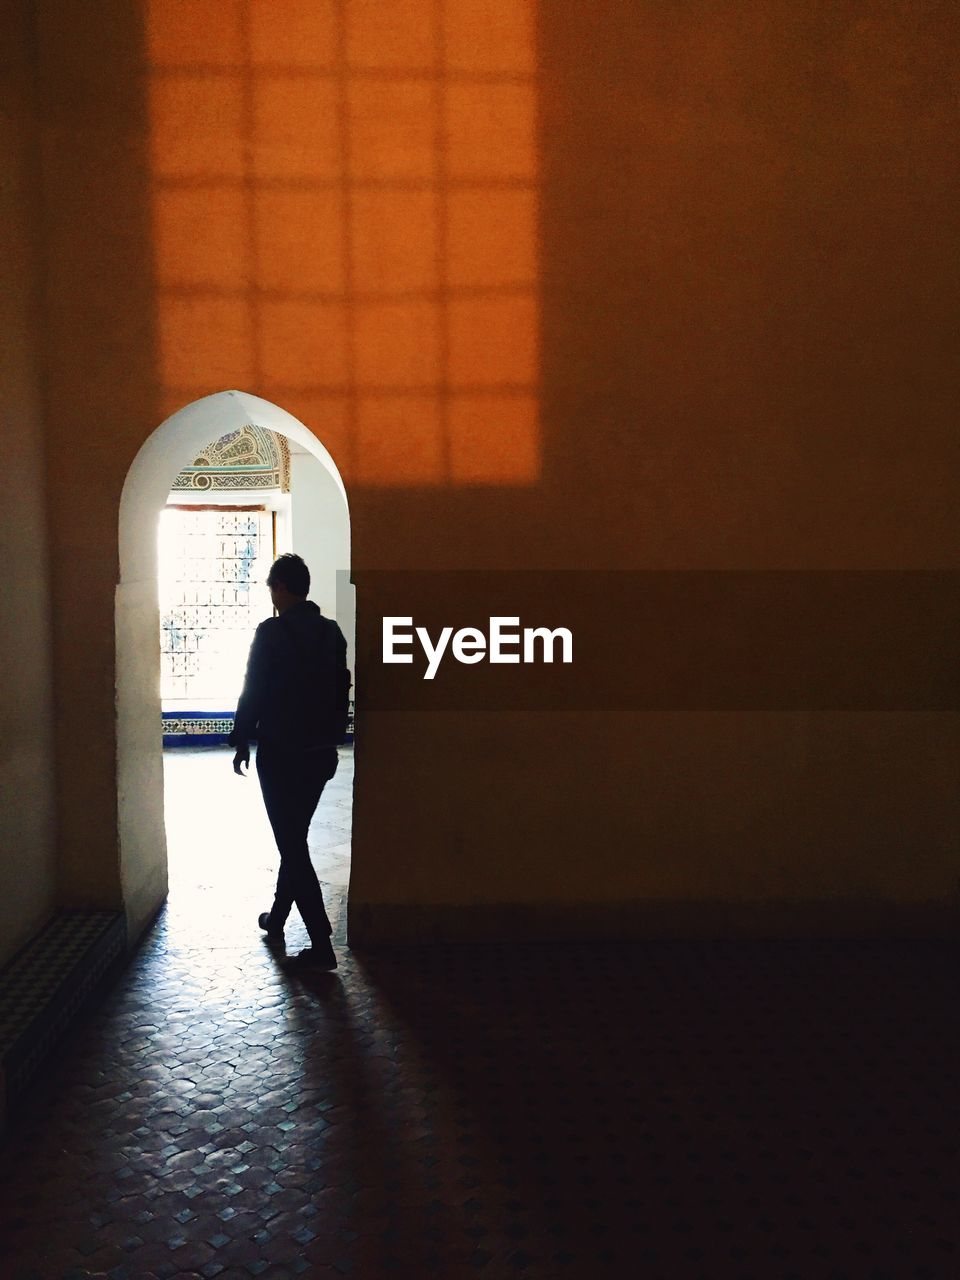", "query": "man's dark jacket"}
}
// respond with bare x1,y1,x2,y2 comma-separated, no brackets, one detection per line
229,601,351,750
